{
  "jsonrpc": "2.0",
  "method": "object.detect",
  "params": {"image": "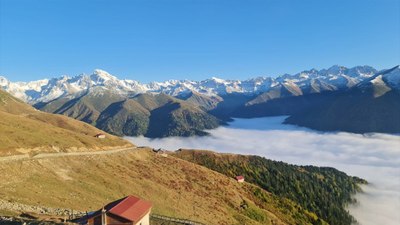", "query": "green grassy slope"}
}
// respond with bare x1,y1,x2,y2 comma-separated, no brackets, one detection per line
0,89,132,156
96,99,151,136
0,149,326,225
